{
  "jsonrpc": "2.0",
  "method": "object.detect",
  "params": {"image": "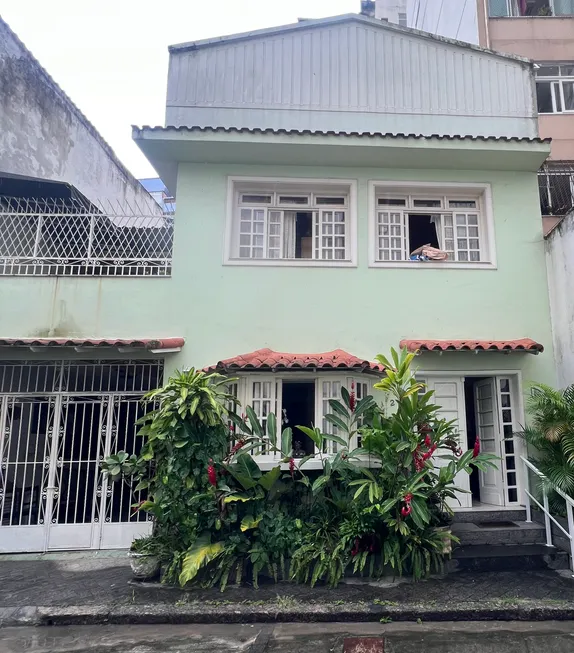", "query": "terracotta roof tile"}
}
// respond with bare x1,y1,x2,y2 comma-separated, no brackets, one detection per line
0,337,184,351
206,348,382,372
400,339,543,354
